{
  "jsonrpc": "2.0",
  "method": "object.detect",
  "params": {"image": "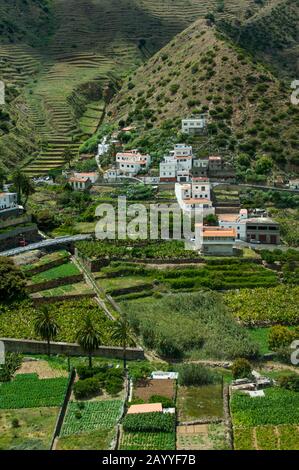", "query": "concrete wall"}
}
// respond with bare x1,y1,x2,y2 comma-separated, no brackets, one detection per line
27,274,84,293
0,337,145,360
